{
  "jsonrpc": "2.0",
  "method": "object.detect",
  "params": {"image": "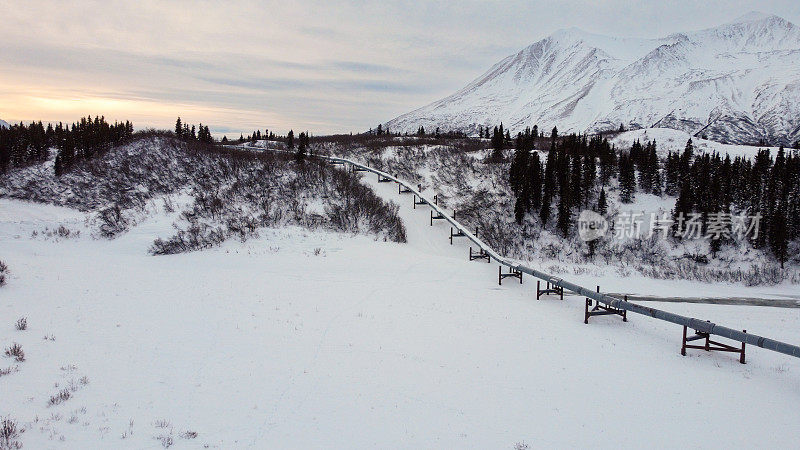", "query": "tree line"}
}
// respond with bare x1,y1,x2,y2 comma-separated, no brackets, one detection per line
0,117,133,175
174,117,214,144
506,128,800,265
